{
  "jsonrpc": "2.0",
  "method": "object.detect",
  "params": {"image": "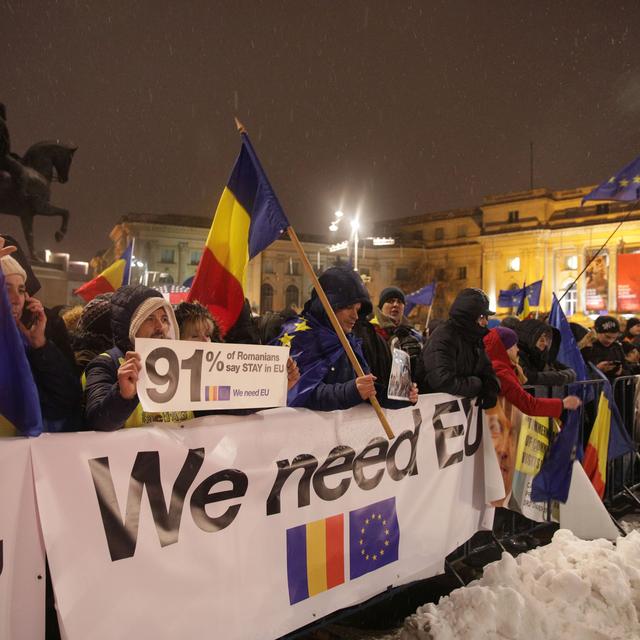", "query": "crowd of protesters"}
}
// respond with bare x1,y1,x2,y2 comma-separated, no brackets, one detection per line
3,234,640,437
